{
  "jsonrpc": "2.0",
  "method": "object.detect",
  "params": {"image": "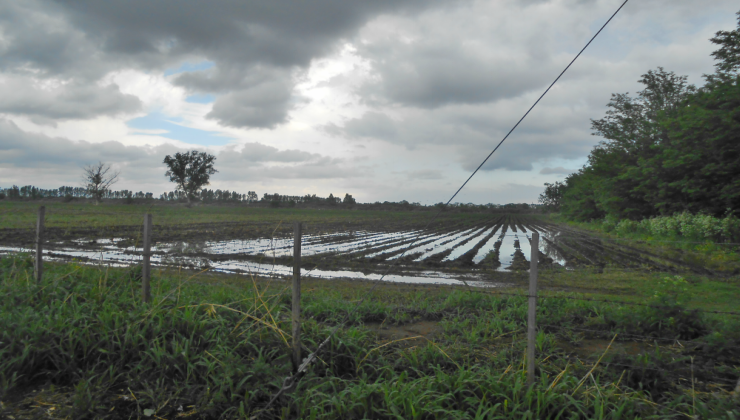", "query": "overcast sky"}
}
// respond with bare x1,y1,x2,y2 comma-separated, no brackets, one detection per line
0,0,737,204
